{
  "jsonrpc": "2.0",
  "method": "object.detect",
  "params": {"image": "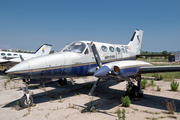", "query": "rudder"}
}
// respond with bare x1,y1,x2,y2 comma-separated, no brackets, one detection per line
128,29,143,55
